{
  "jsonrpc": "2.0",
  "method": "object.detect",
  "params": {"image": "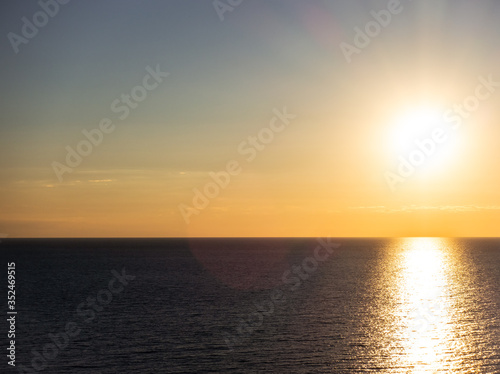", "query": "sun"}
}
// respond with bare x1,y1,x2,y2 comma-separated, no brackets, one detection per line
387,105,460,178
390,107,442,154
